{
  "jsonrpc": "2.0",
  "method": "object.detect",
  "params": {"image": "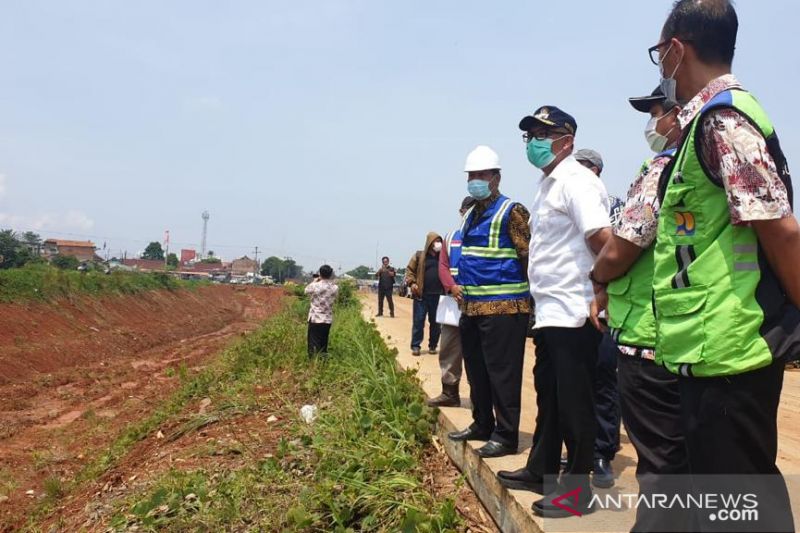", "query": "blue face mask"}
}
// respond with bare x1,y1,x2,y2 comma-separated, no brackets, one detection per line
526,138,556,169
467,179,491,200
